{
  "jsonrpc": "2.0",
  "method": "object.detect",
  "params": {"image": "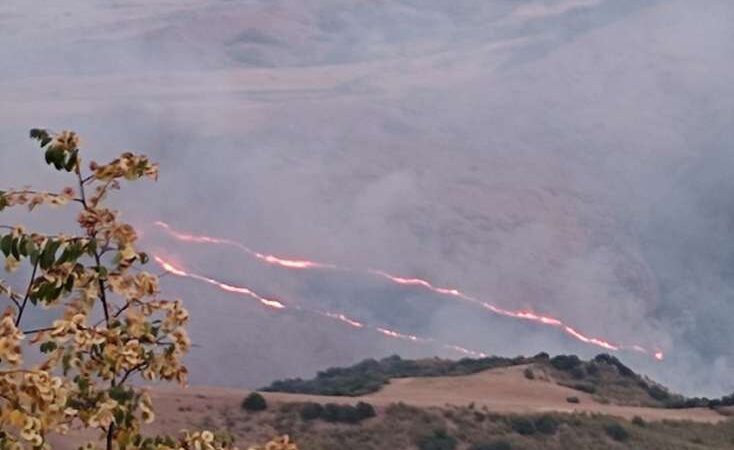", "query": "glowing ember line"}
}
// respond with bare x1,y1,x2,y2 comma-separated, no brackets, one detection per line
373,269,622,352
154,221,334,270
376,327,428,343
322,312,365,328
154,254,485,358
152,221,663,359
154,255,285,310
444,345,488,358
